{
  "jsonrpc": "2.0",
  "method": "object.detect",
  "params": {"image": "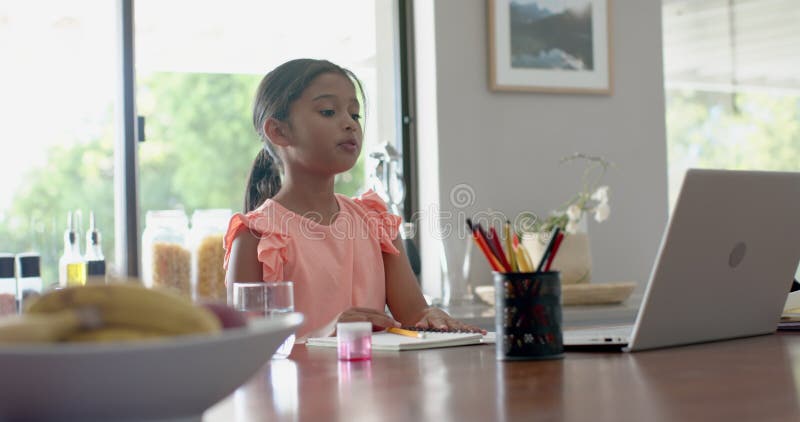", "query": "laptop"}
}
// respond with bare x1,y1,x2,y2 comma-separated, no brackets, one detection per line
564,169,800,352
